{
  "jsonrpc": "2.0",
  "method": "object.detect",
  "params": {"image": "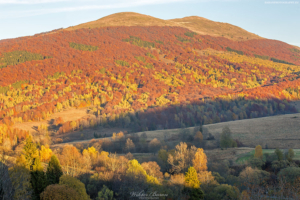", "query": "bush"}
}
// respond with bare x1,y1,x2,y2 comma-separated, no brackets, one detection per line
69,42,98,51
220,126,235,149
96,185,114,200
208,184,240,200
226,47,243,55
249,157,264,169
239,167,269,186
40,184,80,200
59,175,90,200
278,167,300,183
184,32,197,38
